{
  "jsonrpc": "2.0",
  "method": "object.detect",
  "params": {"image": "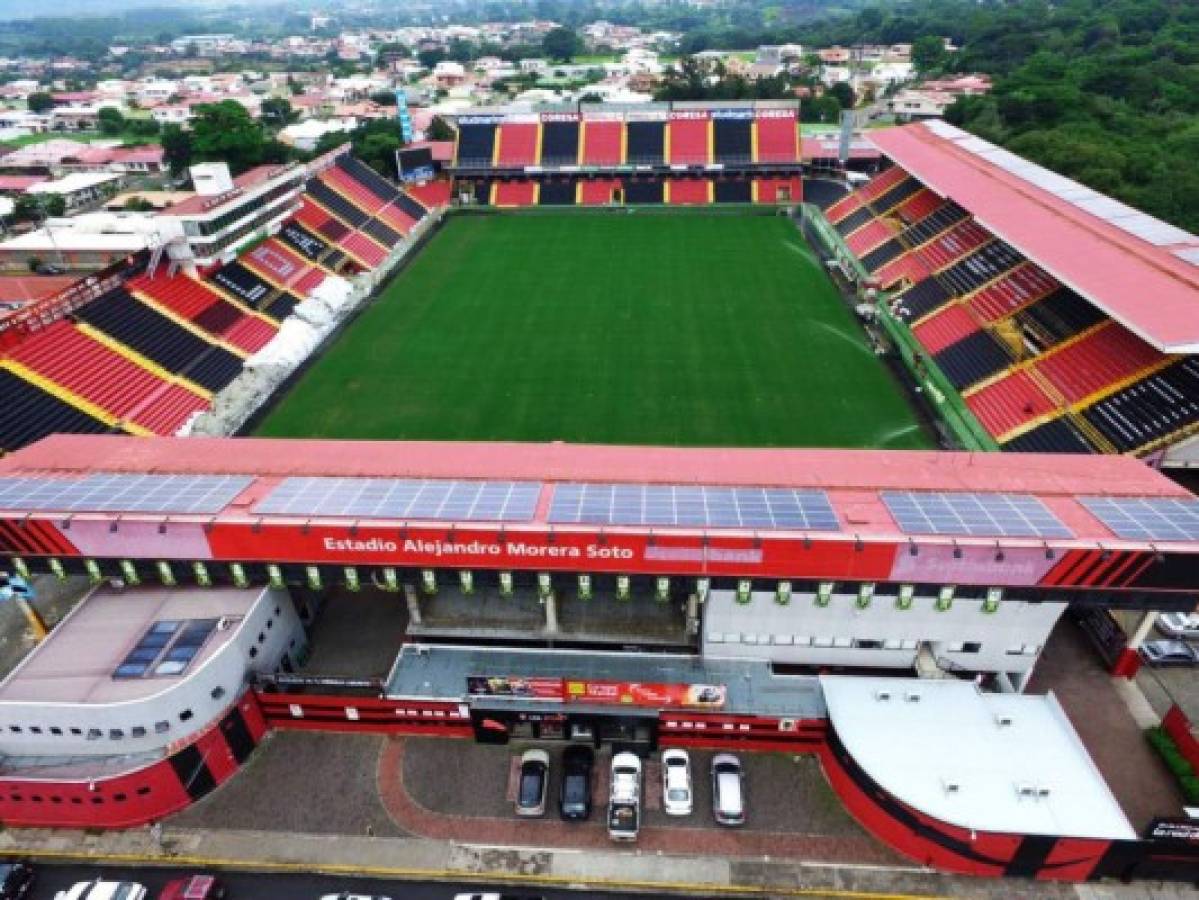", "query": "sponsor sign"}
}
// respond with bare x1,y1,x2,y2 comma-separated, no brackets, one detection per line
756,109,798,119
711,109,755,120
626,110,669,122
670,110,709,120
467,675,565,700
1147,818,1199,844
541,112,580,122
565,680,727,709
457,115,504,125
